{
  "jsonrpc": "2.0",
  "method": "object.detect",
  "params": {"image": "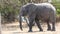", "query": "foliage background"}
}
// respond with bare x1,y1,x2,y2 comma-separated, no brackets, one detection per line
0,0,60,23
